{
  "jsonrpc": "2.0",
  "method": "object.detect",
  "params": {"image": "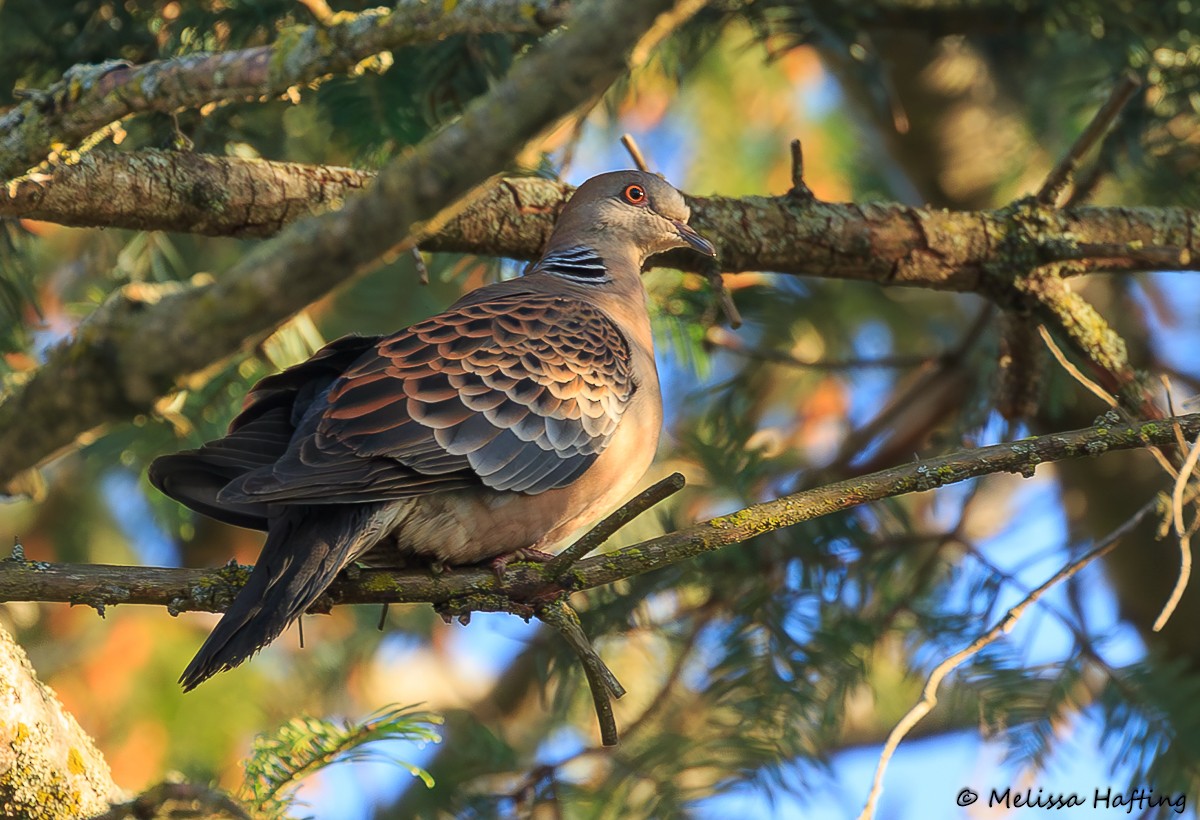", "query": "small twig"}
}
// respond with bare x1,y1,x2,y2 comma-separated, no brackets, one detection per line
857,499,1155,820
788,138,814,200
619,133,651,173
1037,72,1141,206
1153,433,1200,631
1161,375,1190,453
1038,324,1118,409
537,600,624,746
544,472,686,583
168,112,194,152
1038,324,1178,479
